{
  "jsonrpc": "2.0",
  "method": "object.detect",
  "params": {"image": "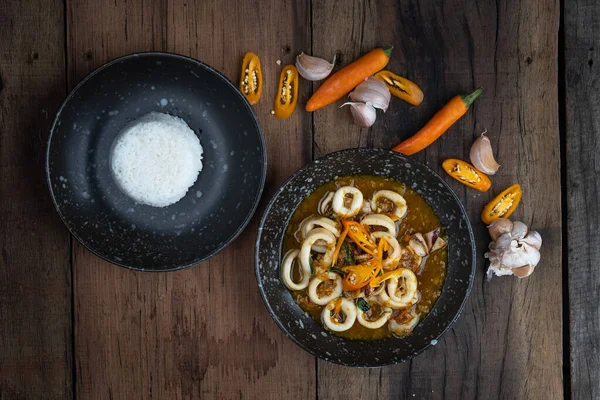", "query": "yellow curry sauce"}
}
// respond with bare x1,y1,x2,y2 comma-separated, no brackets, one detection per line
282,175,447,340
